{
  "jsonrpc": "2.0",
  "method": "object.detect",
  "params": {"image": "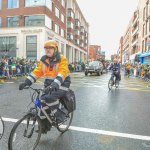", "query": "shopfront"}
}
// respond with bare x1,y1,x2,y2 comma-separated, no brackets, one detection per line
140,51,150,64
